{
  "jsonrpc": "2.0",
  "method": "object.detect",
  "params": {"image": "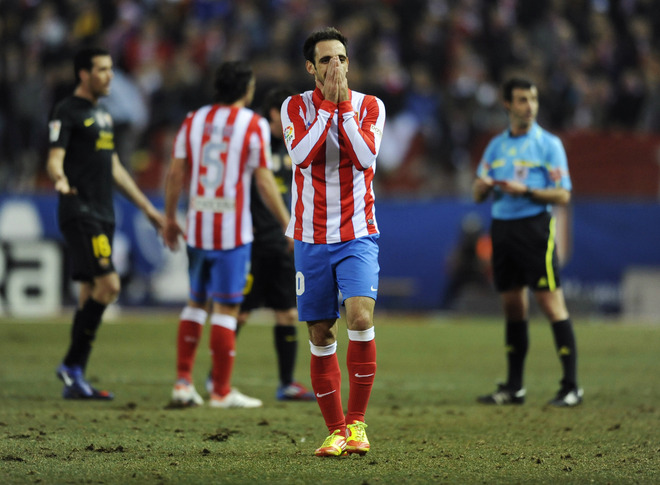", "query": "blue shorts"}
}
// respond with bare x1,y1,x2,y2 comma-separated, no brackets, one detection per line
186,244,251,304
294,235,380,321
